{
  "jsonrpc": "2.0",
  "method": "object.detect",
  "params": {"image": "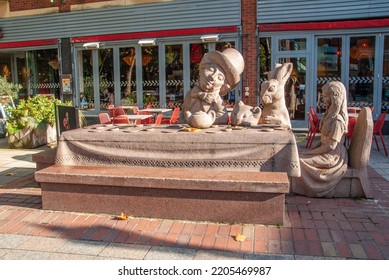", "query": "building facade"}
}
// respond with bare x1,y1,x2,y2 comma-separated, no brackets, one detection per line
1,0,389,129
